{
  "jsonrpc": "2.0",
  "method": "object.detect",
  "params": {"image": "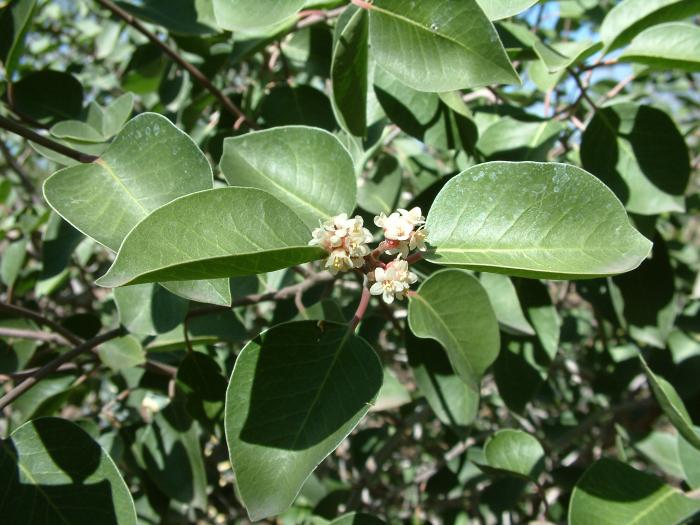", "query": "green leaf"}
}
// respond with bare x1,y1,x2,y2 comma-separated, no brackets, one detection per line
132,397,207,509
44,113,212,251
96,335,146,371
516,278,560,361
116,0,218,36
581,104,689,215
367,0,519,92
43,112,230,305
212,0,304,32
640,355,700,450
408,269,500,390
568,458,700,525
678,426,700,489
477,117,564,162
425,162,652,279
406,331,479,428
0,237,27,287
532,40,602,74
99,93,135,138
372,367,411,412
475,0,539,20
480,273,534,336
0,417,137,524
224,321,383,521
0,0,37,79
484,429,545,481
114,283,188,336
259,85,337,131
220,126,356,229
13,70,84,125
610,235,677,348
177,351,227,425
331,5,369,136
51,120,106,143
600,0,700,51
97,187,324,287
357,154,402,215
620,23,700,72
